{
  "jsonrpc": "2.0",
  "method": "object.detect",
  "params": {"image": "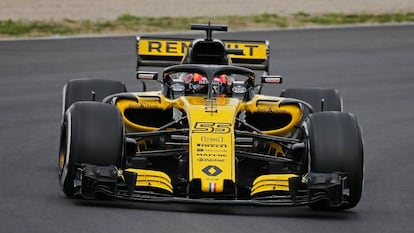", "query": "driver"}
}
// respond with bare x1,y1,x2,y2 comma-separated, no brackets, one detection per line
188,73,209,94
184,73,229,96
212,74,228,96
